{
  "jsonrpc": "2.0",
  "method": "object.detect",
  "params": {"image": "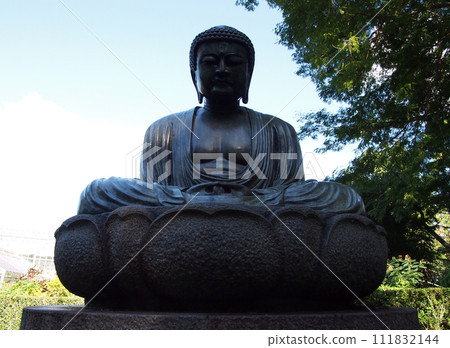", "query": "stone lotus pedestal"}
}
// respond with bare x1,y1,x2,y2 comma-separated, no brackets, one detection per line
53,204,388,310
20,204,420,329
